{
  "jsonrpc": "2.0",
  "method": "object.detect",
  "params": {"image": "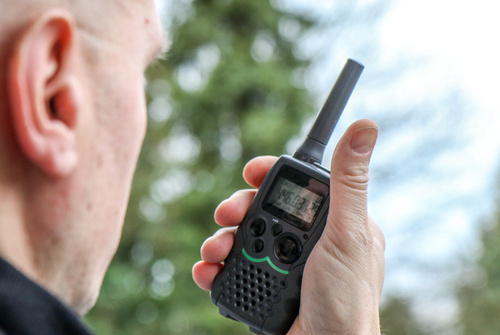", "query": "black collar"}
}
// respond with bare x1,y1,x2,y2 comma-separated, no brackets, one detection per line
0,257,94,335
